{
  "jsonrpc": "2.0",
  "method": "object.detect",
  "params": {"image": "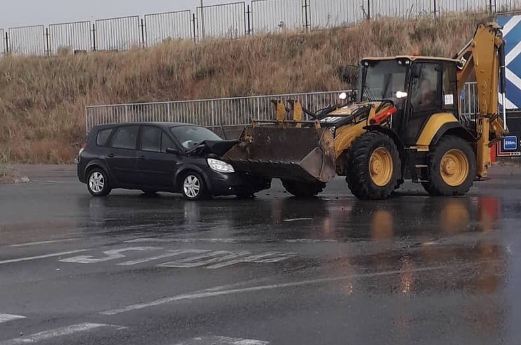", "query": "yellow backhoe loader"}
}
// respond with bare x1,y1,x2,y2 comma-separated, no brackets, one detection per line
224,23,508,200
